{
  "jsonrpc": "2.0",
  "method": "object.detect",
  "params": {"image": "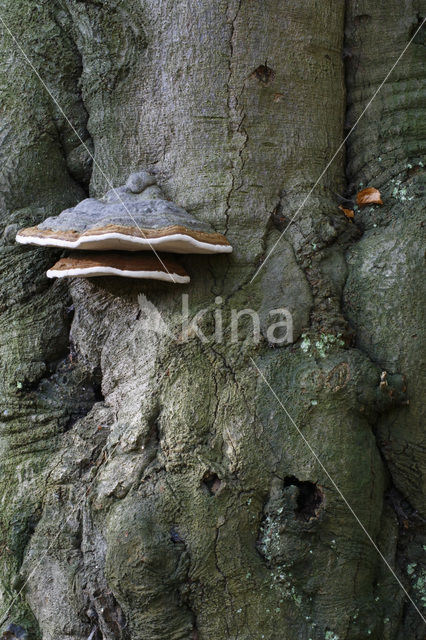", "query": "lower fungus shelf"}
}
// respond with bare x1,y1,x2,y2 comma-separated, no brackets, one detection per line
46,251,190,283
